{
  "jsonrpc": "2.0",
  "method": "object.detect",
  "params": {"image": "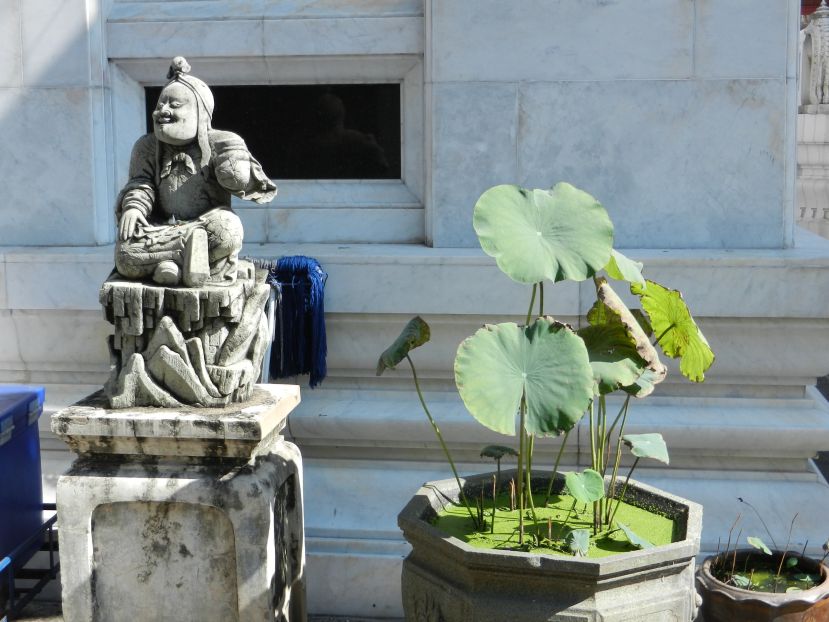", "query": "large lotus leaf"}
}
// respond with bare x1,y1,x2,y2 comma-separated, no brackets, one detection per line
473,183,614,284
604,250,645,286
454,318,594,436
376,316,430,376
577,324,646,395
622,433,669,465
630,280,714,383
564,469,605,504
